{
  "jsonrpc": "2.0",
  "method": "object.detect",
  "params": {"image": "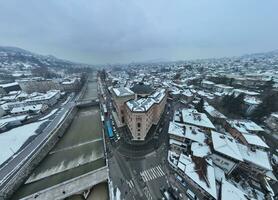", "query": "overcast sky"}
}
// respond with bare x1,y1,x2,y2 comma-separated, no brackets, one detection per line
0,0,278,64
